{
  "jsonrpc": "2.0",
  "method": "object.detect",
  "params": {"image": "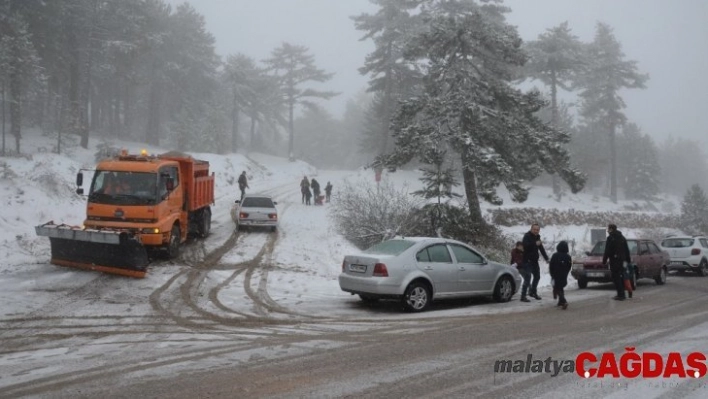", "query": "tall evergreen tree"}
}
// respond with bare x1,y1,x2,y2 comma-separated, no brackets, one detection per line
352,0,422,155
412,149,461,233
522,22,585,198
263,43,337,161
576,22,648,203
658,137,708,196
379,0,585,228
680,184,708,235
619,123,660,201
